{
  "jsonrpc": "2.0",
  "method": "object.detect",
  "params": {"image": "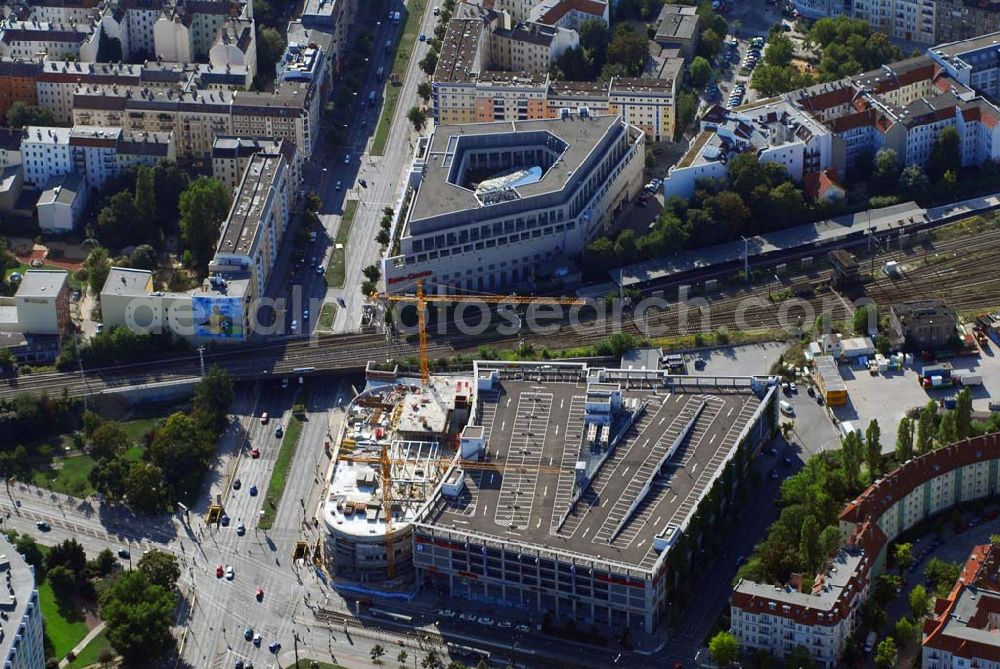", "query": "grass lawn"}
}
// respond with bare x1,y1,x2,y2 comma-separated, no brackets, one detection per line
30,455,97,498
38,580,90,660
371,0,428,156
318,303,337,330
66,630,112,668
24,411,167,498
324,200,358,289
258,412,304,530
290,661,346,669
